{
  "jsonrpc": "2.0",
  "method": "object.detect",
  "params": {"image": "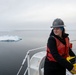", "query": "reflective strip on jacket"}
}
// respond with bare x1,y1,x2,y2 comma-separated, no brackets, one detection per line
47,37,71,62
